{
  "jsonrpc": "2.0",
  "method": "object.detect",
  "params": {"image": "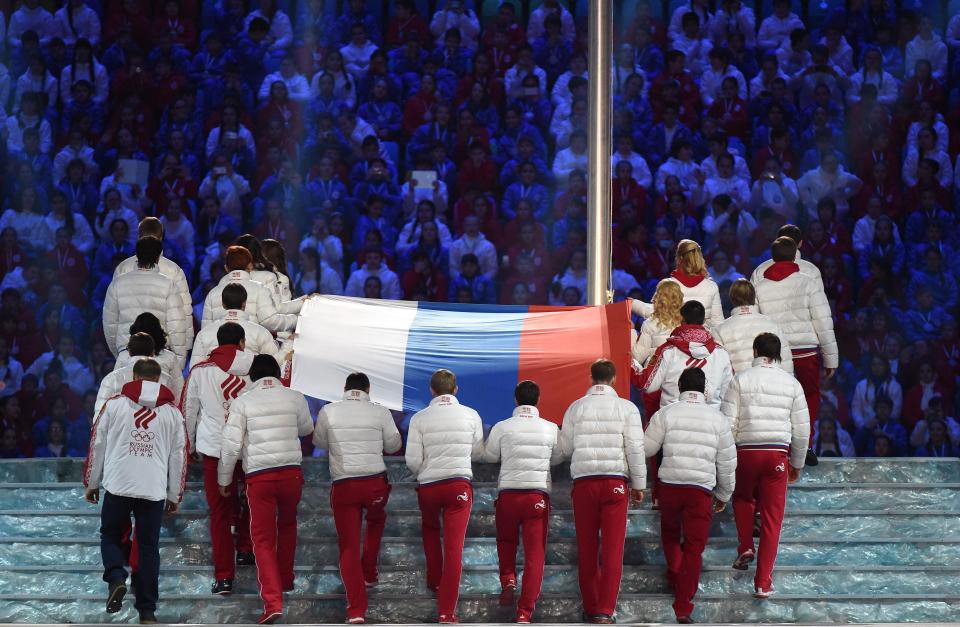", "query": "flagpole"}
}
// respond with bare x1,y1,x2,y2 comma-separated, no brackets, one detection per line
586,0,613,306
